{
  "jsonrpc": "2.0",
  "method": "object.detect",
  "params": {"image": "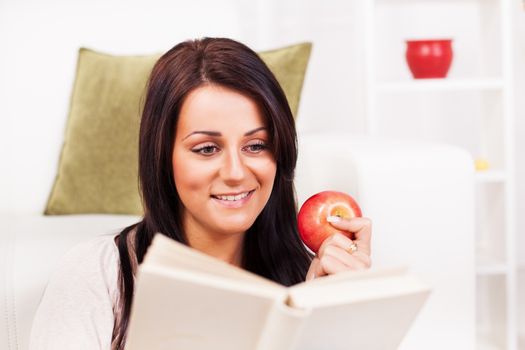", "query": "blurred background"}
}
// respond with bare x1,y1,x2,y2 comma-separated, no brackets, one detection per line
0,0,524,349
